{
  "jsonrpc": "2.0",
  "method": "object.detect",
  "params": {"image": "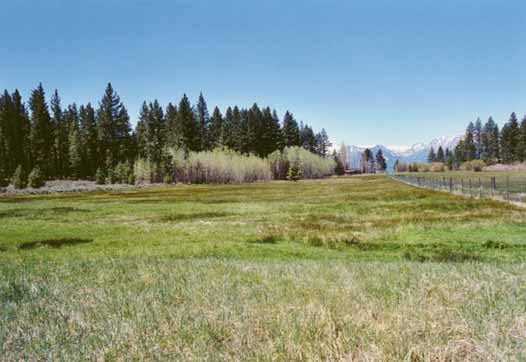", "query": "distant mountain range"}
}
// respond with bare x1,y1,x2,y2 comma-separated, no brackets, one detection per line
344,135,462,172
